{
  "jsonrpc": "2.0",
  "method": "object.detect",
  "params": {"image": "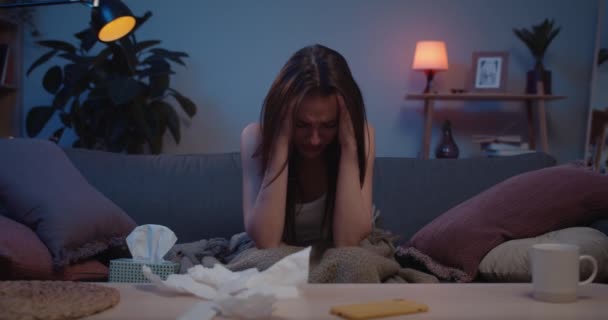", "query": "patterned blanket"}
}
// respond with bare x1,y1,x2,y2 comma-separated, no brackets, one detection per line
165,229,438,284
